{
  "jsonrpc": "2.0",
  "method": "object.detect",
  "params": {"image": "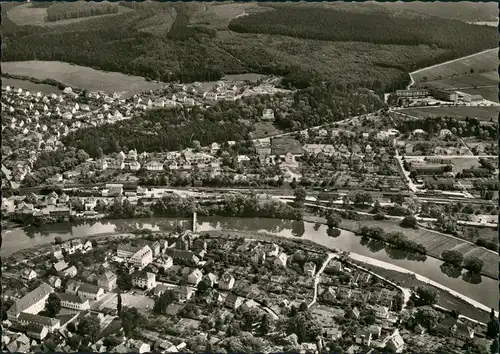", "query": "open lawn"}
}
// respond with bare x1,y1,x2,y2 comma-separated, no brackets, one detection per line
1,61,164,97
424,71,497,90
460,87,498,103
2,77,62,95
412,48,497,83
253,121,283,139
7,2,132,27
399,106,498,122
340,218,498,279
357,262,491,324
102,293,154,312
449,157,481,172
